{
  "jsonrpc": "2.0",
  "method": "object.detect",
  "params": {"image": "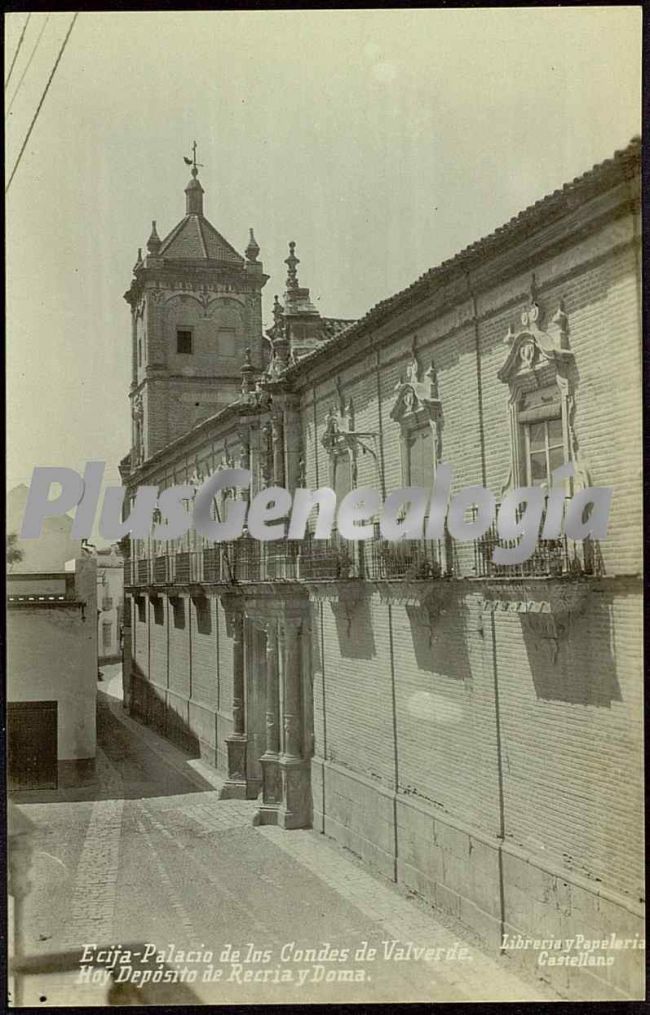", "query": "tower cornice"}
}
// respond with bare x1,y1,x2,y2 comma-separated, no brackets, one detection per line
124,266,269,306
